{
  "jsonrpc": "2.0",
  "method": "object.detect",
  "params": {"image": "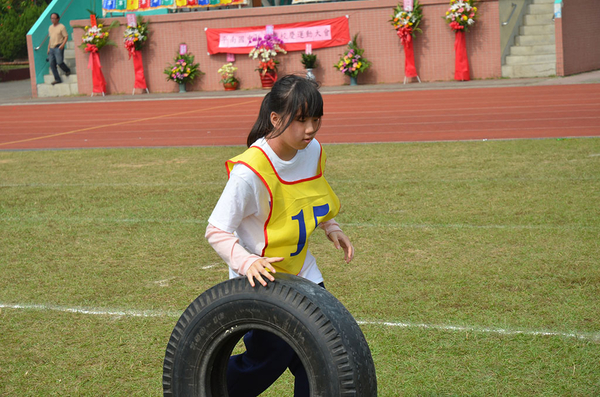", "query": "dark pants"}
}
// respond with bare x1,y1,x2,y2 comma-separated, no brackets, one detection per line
48,46,71,82
227,282,325,397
